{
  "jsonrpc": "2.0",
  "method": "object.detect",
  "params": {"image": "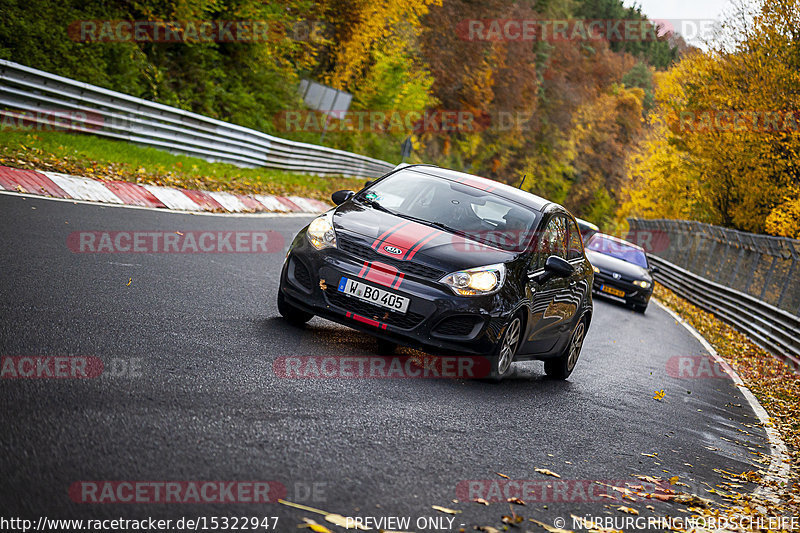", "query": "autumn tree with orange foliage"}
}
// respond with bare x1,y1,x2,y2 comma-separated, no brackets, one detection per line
620,0,800,237
418,0,671,226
